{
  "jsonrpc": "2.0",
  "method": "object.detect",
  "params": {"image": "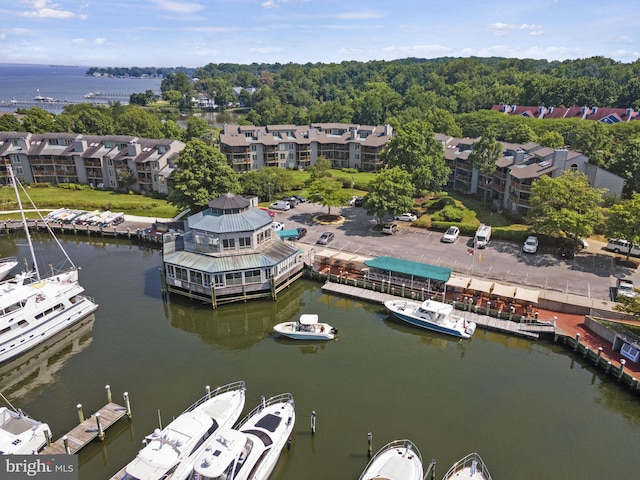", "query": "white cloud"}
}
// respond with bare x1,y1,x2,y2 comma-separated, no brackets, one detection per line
262,0,310,7
488,22,544,37
151,0,205,14
614,35,634,45
71,38,85,44
19,0,75,19
95,38,106,44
